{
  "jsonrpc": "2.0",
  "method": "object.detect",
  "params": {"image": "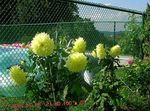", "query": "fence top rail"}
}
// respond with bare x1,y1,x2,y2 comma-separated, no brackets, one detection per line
61,0,144,15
